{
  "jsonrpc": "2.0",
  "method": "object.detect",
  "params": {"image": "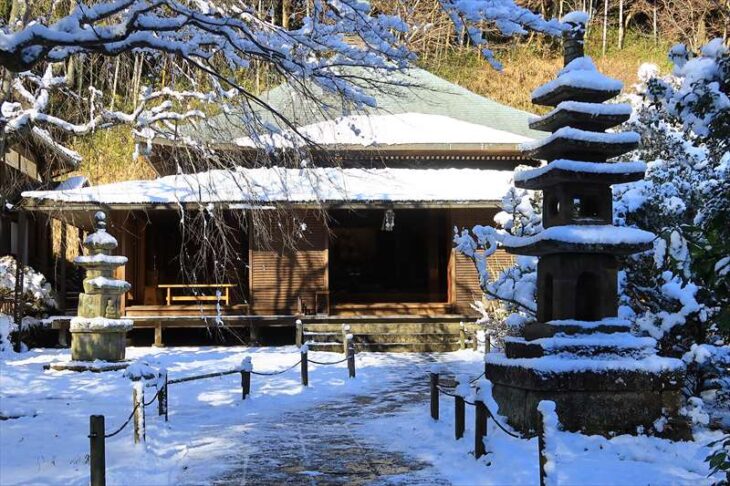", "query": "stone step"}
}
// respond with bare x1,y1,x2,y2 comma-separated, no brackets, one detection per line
505,333,656,359
304,332,461,345
523,318,632,340
307,342,463,353
302,322,470,334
